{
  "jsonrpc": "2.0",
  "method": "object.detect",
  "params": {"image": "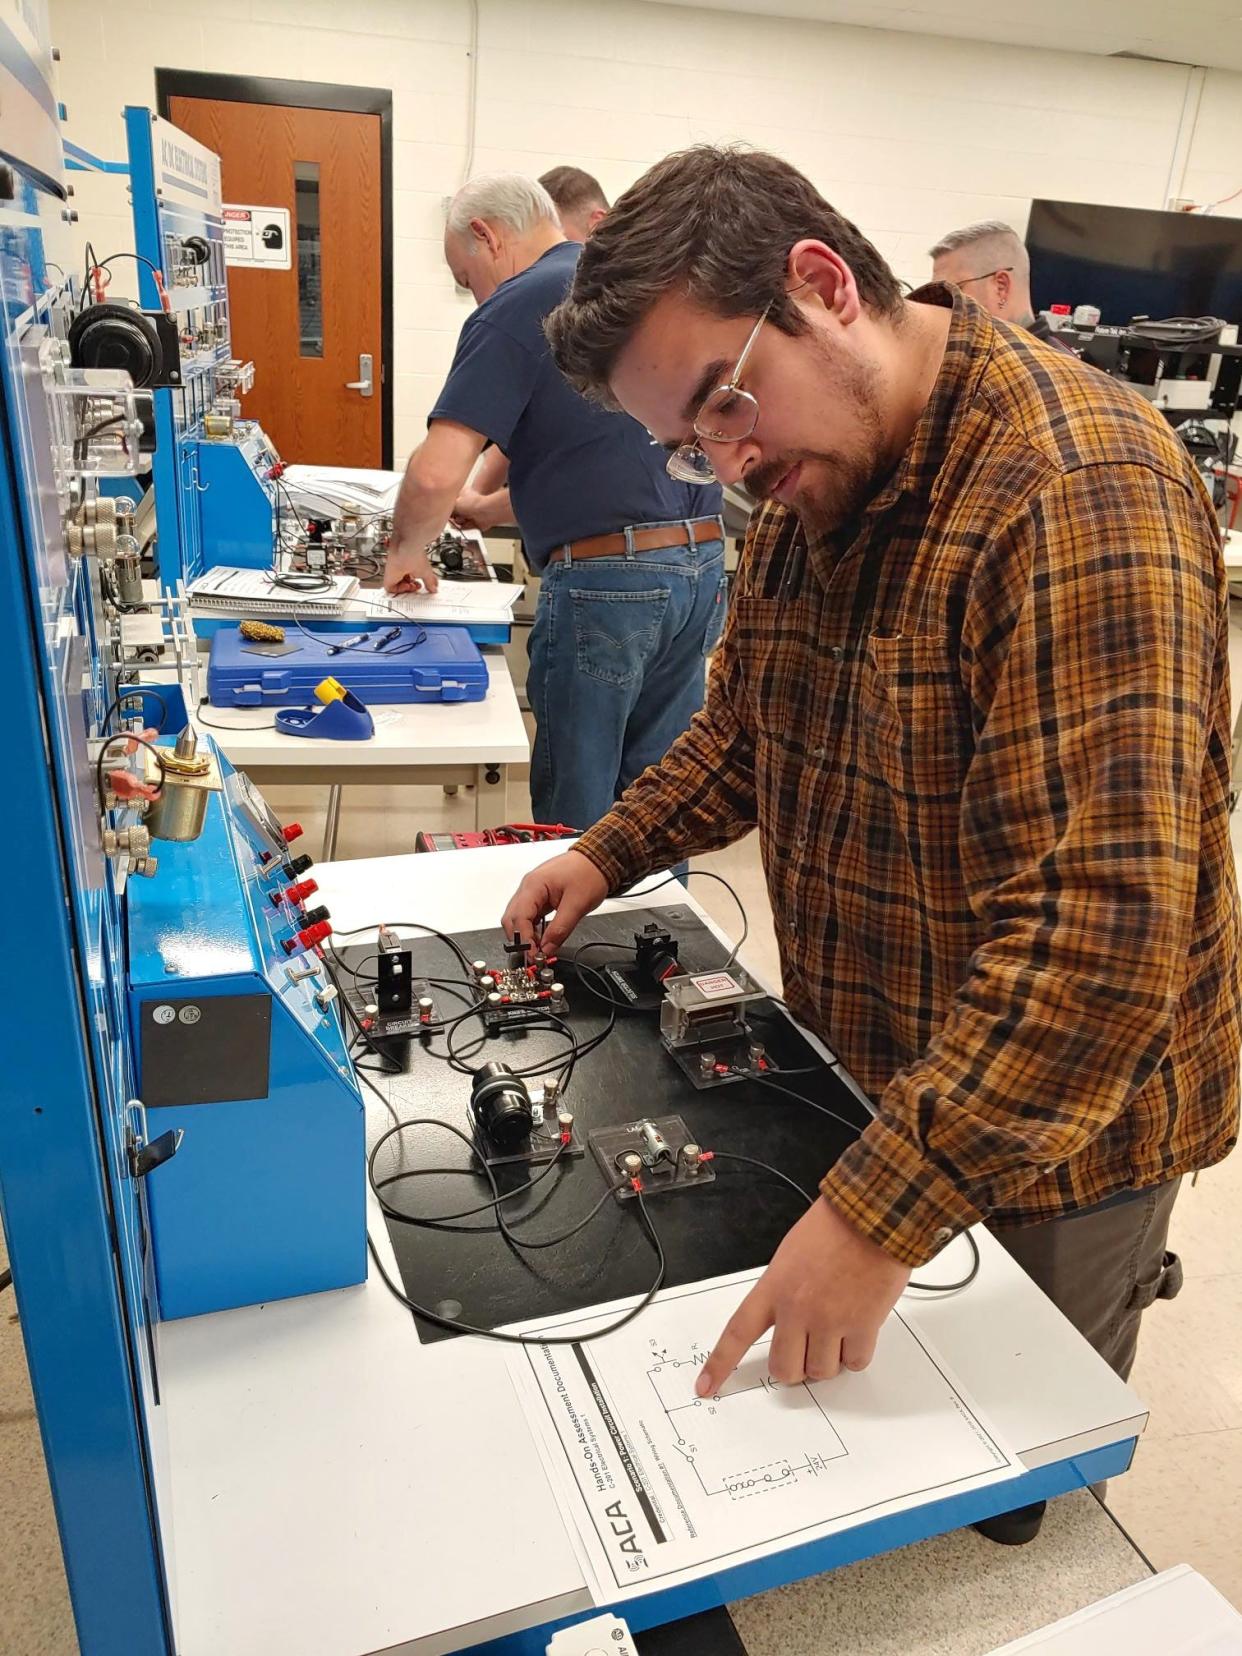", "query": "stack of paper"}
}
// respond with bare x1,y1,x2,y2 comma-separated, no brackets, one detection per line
279,464,402,519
